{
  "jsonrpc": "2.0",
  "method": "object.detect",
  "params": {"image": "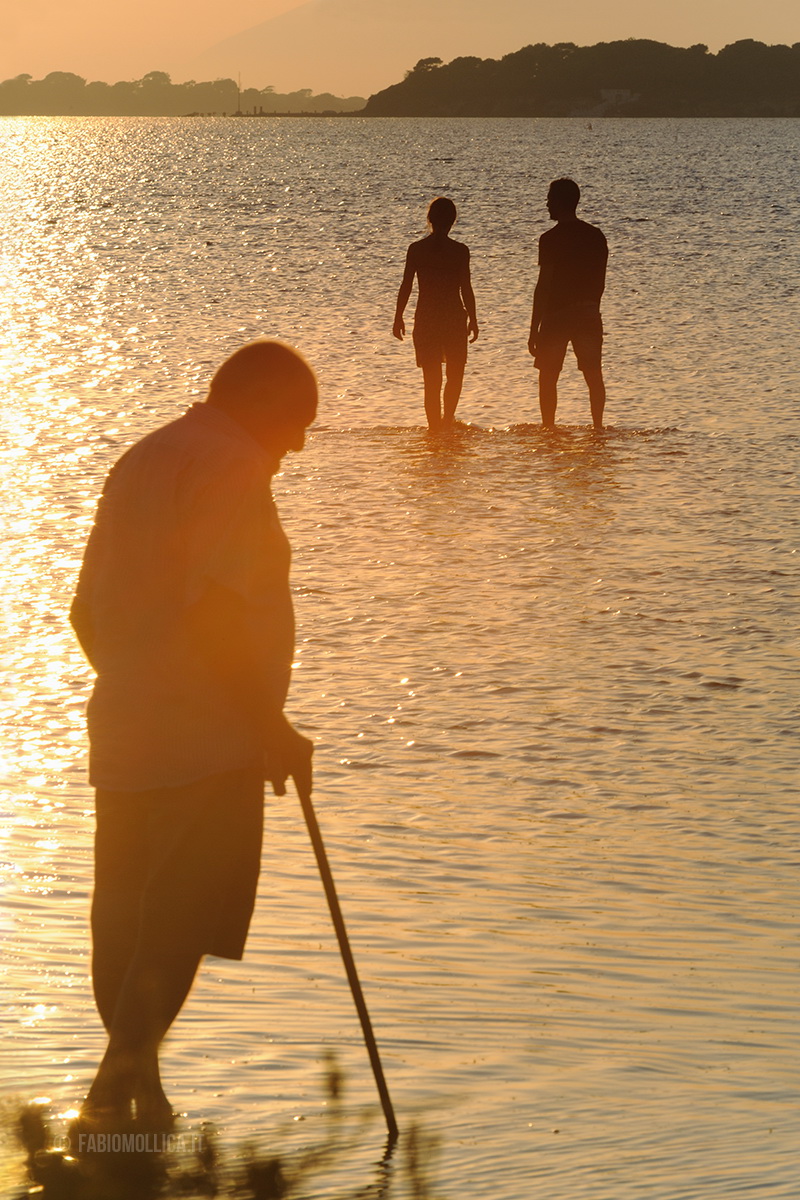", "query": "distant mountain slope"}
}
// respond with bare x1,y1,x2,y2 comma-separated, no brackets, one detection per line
190,1,800,97
191,0,611,95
